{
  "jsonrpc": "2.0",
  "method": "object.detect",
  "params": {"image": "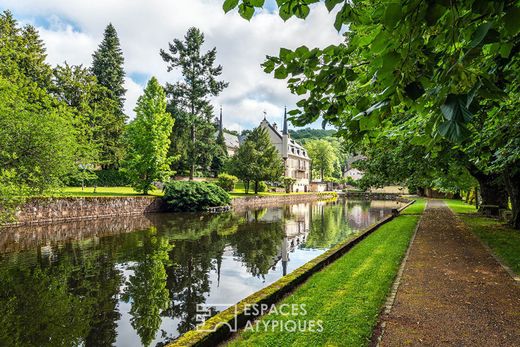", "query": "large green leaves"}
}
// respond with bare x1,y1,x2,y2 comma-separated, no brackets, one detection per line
438,94,473,142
